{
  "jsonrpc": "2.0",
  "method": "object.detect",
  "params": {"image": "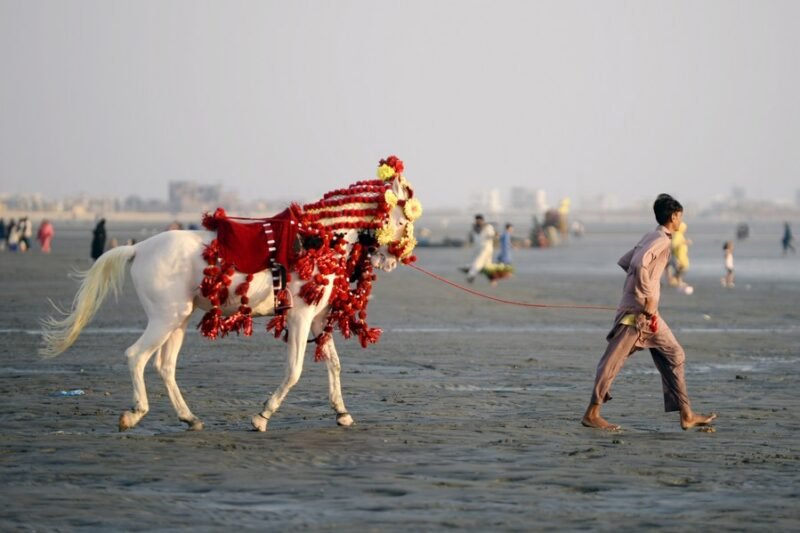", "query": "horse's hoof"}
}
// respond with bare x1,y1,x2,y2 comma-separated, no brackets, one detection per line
118,411,136,432
336,412,354,427
251,414,268,432
184,418,204,431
